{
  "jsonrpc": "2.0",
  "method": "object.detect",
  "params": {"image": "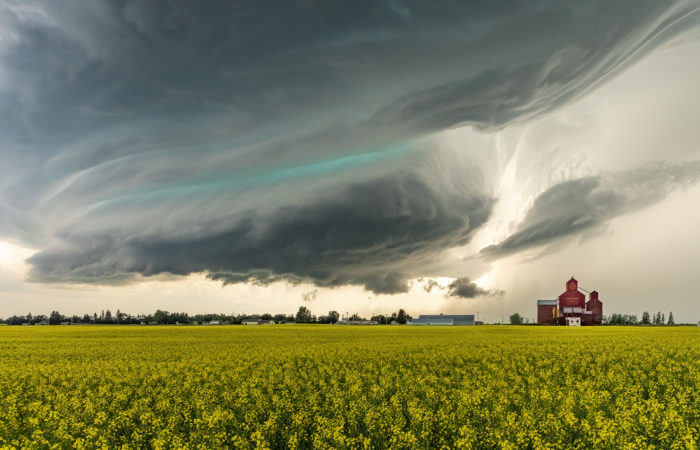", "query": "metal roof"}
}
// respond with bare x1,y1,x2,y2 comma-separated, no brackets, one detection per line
411,317,454,325
416,315,474,320
537,299,558,305
412,314,474,325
